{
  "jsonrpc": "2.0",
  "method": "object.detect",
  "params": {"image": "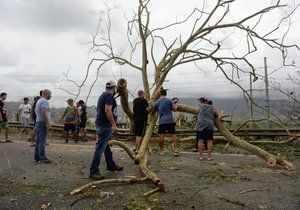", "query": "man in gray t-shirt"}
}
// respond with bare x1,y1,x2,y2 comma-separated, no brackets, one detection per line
196,98,219,161
152,89,179,156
